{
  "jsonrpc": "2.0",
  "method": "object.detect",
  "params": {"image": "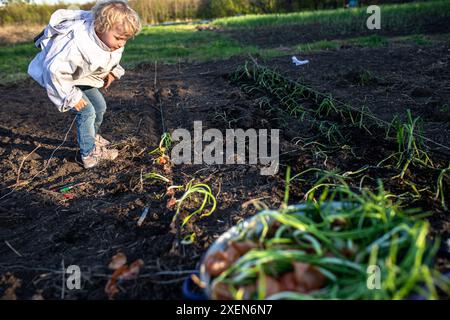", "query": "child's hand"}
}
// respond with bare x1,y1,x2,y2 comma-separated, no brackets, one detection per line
104,73,116,90
74,98,88,111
